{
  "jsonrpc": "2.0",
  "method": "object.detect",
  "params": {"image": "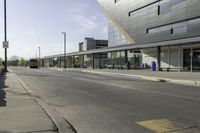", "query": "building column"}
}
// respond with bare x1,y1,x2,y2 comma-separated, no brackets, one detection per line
92,53,95,69
99,53,101,69
179,46,181,72
157,46,161,71
125,50,128,64
190,46,193,72
82,55,84,68
111,52,113,69
119,51,121,68
60,57,62,68
125,50,129,70
168,47,170,69
73,56,76,68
